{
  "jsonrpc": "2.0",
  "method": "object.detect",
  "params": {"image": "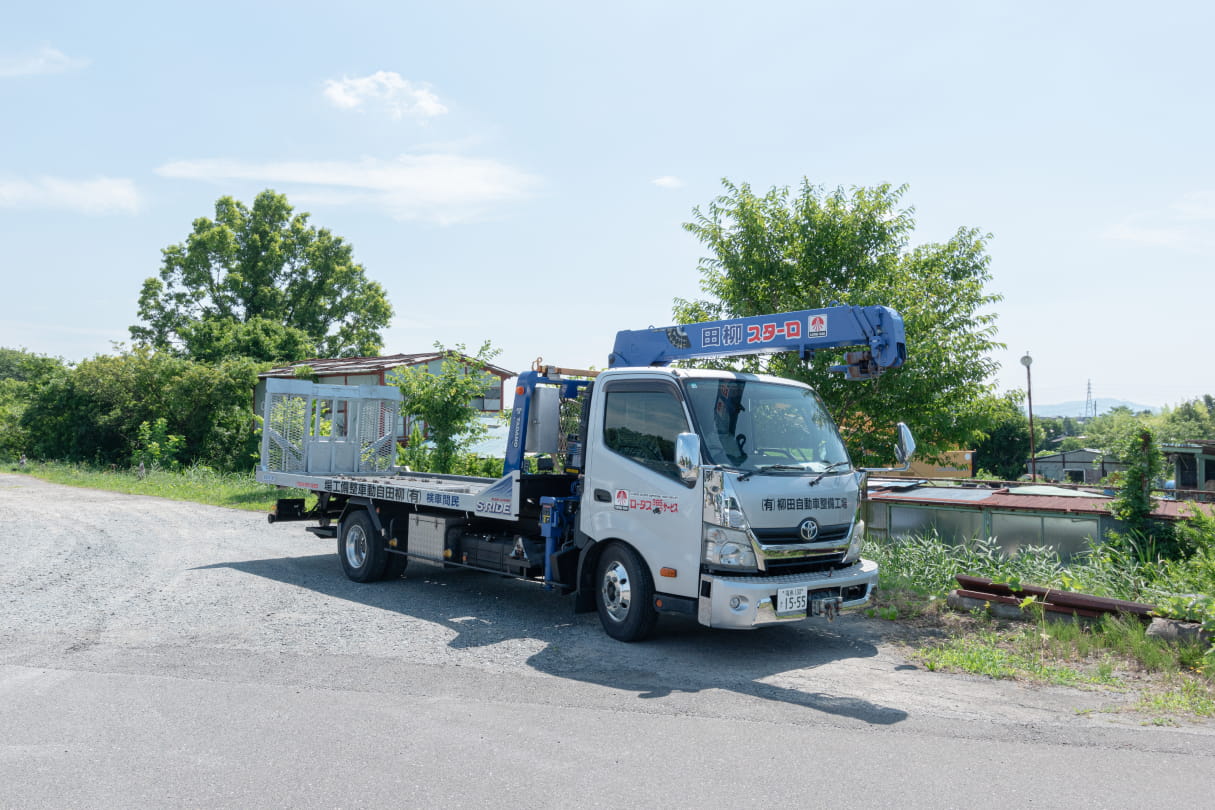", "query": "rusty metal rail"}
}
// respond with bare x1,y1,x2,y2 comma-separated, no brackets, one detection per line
954,574,1156,621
